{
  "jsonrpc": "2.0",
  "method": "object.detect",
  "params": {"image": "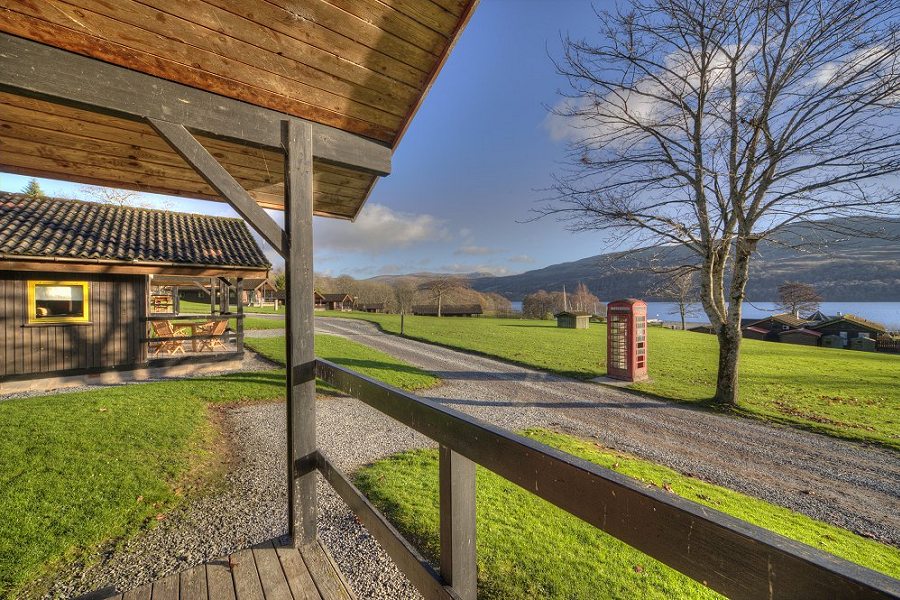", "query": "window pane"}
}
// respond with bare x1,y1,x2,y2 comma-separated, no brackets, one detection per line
34,284,86,319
